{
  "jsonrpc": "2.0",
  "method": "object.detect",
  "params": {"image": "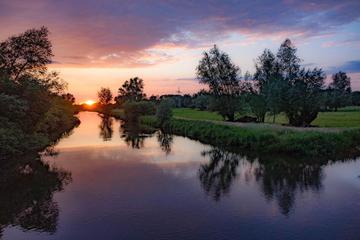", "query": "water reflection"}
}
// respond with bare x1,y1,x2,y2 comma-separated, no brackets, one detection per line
0,156,71,237
120,122,150,149
198,147,326,215
157,131,173,155
254,158,323,215
4,112,358,239
98,114,113,141
199,148,240,201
